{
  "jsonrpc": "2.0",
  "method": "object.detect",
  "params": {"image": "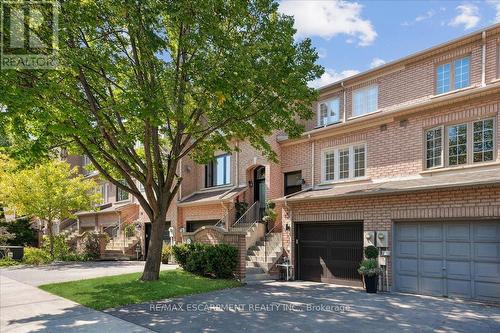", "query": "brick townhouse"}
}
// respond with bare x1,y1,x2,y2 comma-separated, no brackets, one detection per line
63,24,500,302
278,24,500,303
